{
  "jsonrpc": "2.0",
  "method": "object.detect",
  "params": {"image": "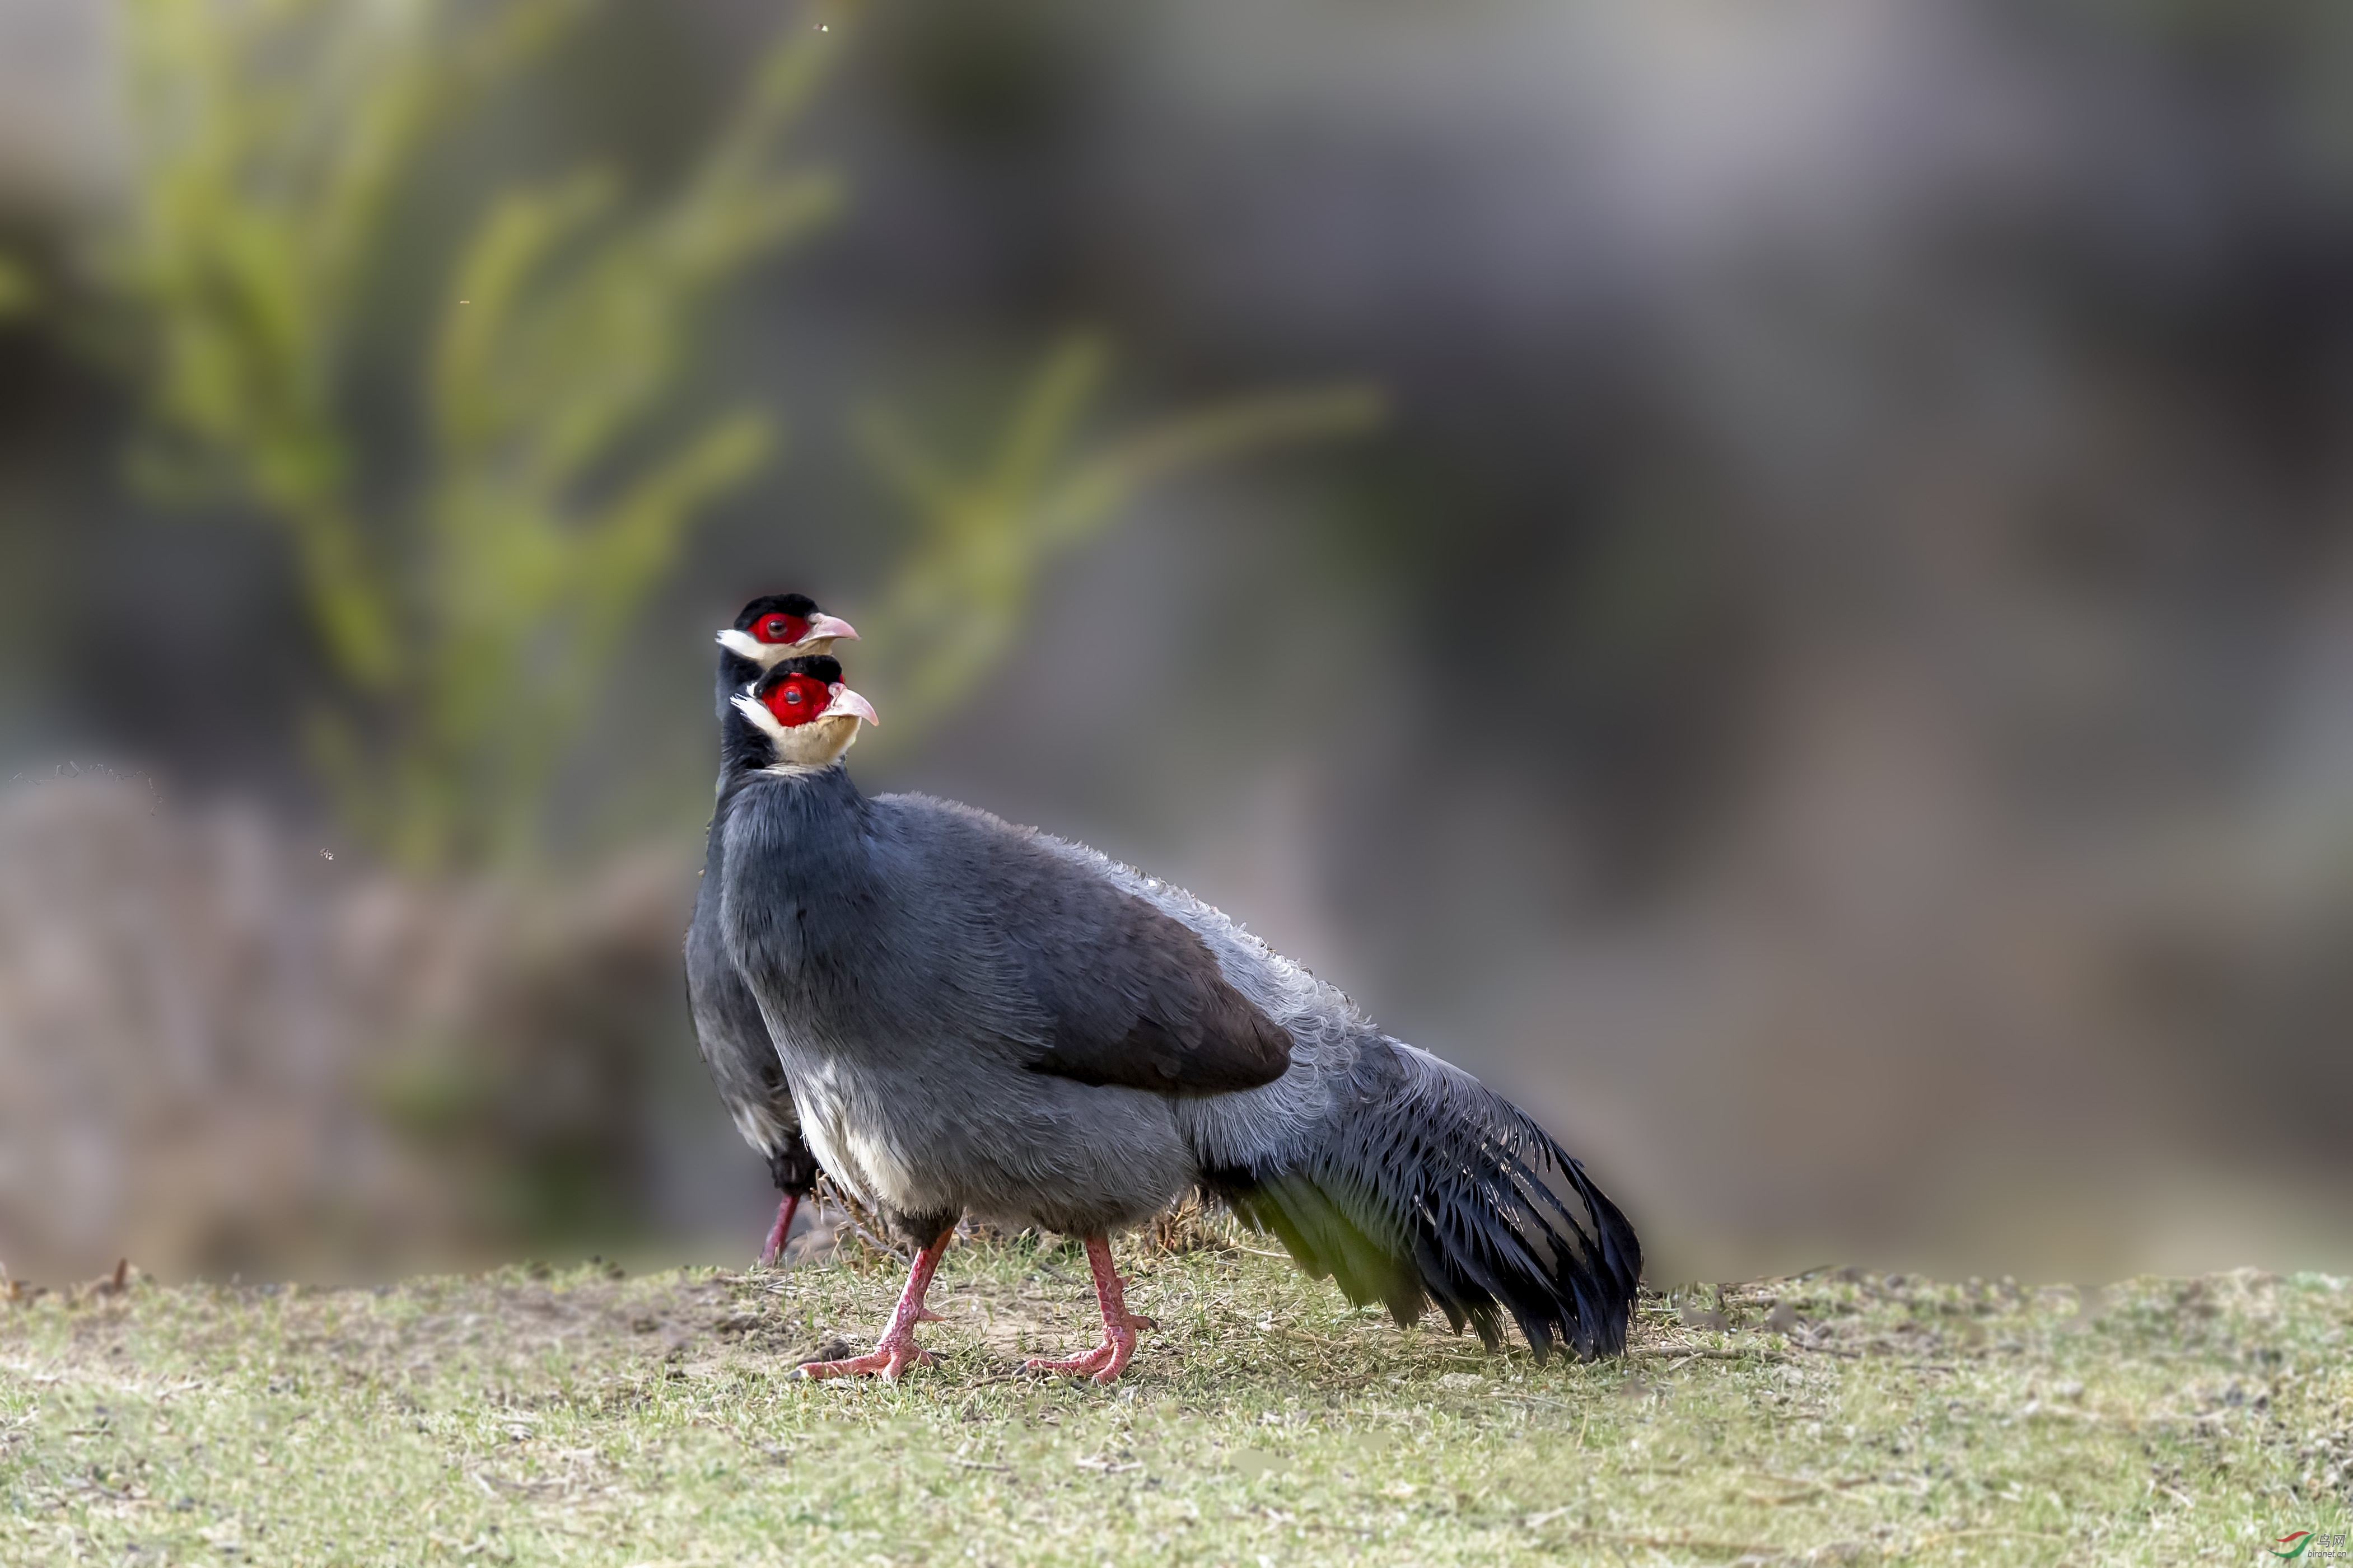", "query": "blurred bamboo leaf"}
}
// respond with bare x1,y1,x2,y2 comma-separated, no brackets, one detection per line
0,255,35,321
97,0,849,869
853,335,1384,744
59,0,1374,869
112,0,591,696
